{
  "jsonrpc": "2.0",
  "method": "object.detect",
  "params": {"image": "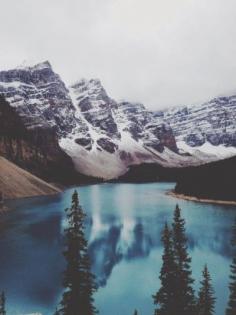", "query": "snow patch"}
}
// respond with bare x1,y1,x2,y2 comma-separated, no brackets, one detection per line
177,141,236,160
